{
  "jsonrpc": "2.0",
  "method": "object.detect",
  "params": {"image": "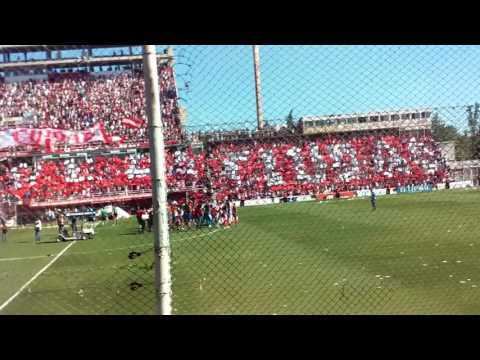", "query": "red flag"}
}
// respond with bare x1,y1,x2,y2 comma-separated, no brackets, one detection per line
121,117,145,129
90,123,111,144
